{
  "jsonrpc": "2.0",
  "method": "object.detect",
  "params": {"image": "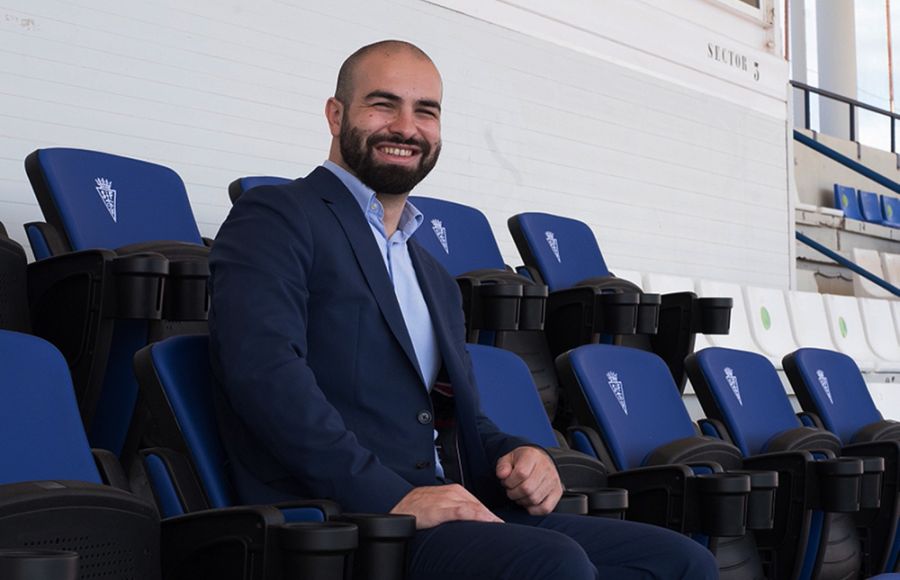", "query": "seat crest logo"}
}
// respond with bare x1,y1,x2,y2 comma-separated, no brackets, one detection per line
431,219,449,254
816,369,834,404
724,367,742,405
606,371,627,414
545,231,561,262
95,177,117,223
